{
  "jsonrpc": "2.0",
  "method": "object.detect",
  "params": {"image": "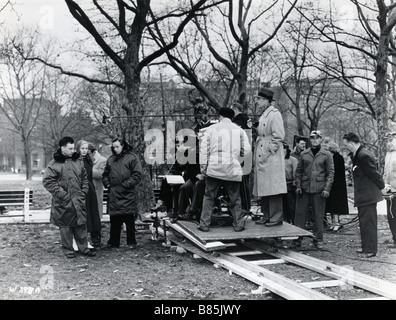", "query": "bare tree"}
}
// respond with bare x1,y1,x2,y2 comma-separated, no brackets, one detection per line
33,75,105,165
21,0,226,212
0,29,50,180
295,0,396,171
149,0,297,111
